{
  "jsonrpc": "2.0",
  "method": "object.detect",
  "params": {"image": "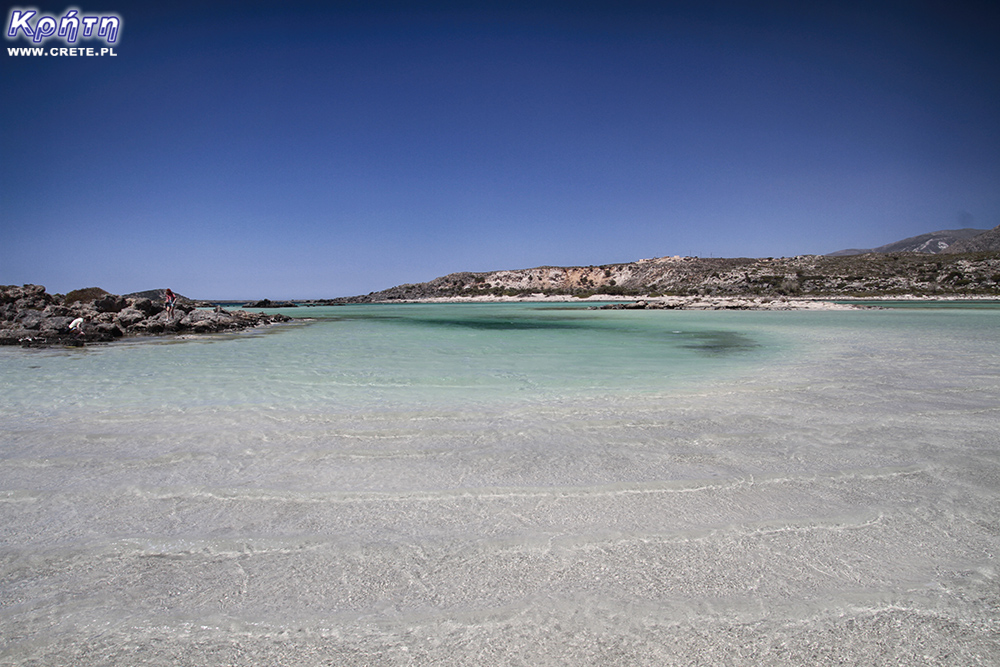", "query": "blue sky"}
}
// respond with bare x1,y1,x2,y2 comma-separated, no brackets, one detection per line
2,1,998,299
